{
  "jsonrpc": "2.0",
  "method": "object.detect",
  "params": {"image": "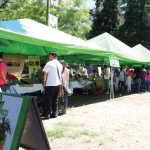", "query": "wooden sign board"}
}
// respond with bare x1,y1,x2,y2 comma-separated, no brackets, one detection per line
0,93,50,150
